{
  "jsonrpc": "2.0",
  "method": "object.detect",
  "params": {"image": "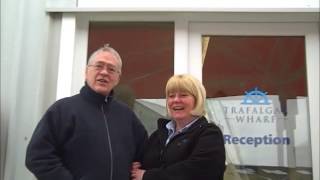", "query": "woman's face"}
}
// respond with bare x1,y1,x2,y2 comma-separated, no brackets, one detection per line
167,91,195,122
